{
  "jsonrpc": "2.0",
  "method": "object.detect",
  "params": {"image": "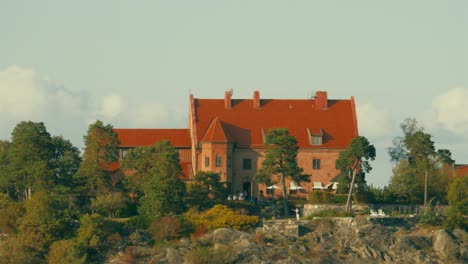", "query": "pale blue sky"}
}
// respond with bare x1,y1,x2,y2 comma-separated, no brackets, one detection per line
1,0,467,186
